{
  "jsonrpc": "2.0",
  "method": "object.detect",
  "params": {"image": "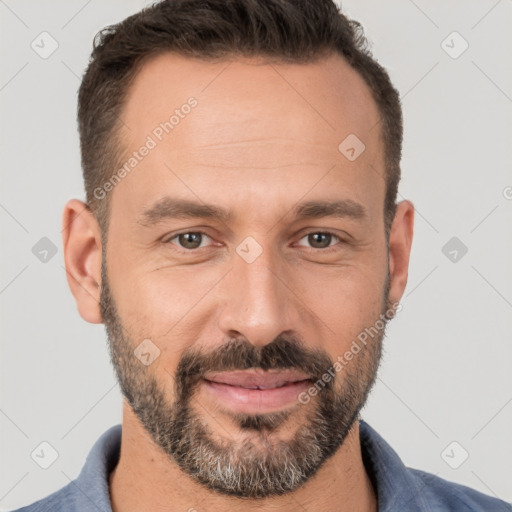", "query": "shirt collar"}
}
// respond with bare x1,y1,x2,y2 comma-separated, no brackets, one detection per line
359,419,433,512
75,424,120,511
75,420,429,512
